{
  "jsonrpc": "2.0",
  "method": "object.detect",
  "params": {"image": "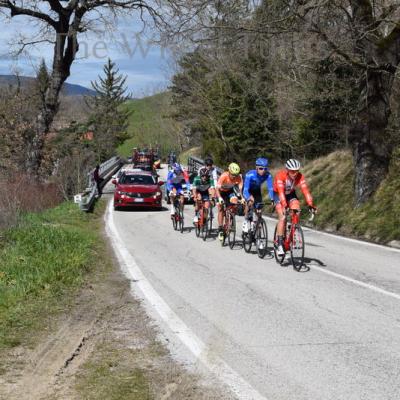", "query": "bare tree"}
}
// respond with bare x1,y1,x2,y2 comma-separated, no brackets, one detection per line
0,0,175,176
